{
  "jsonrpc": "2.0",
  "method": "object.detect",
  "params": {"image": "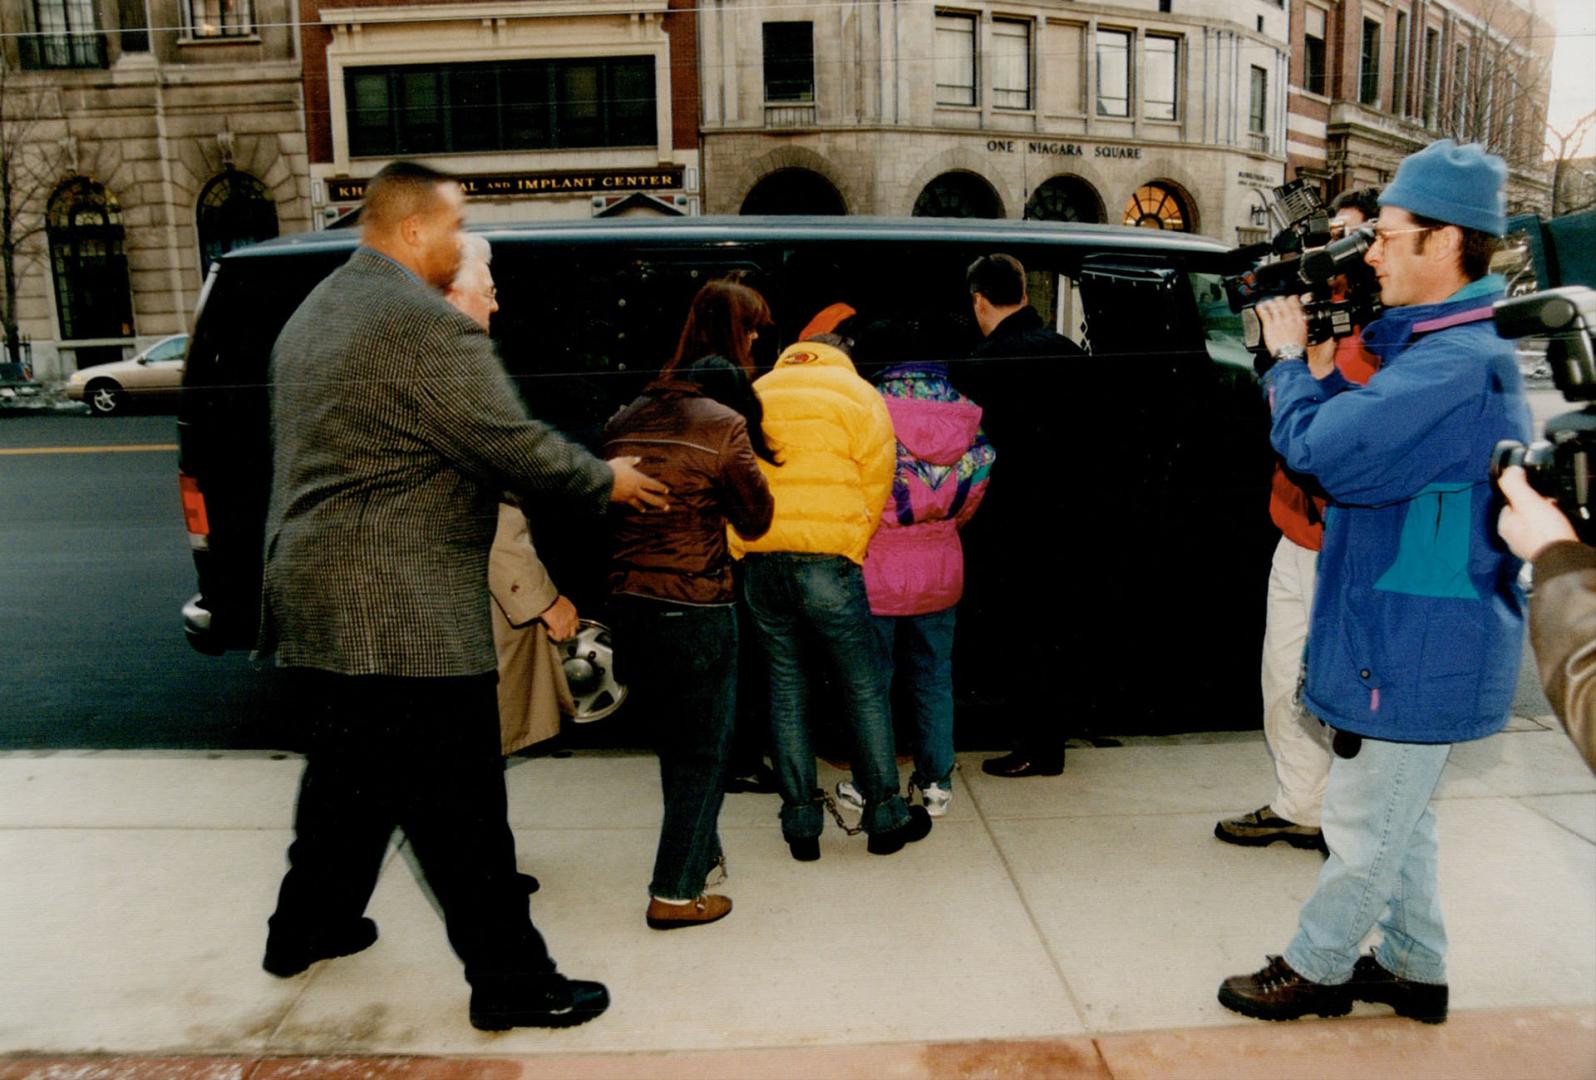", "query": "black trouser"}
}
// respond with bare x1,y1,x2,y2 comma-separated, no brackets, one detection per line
268,668,553,984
